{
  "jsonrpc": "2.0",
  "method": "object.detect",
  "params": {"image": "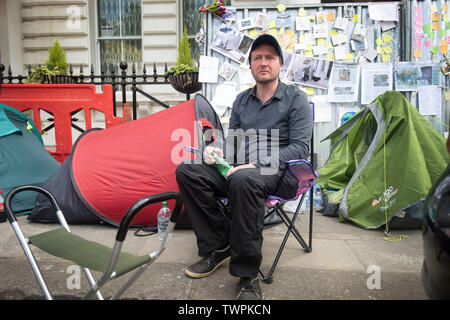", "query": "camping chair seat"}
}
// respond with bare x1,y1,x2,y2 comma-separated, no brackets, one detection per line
28,227,151,278
216,159,318,283
5,185,183,300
